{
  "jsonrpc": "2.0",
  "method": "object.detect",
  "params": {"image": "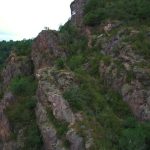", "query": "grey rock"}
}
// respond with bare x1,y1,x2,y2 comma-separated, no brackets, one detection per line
121,84,132,97
36,102,65,150
32,30,66,71
70,0,87,27
66,129,85,150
